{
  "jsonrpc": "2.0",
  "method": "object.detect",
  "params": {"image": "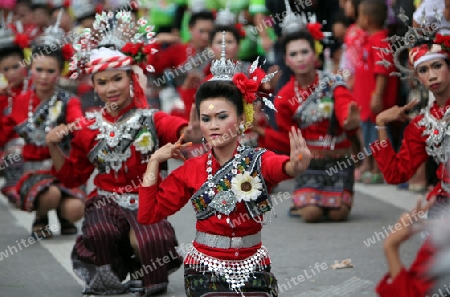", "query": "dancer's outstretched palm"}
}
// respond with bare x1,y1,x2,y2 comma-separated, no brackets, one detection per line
288,126,311,176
